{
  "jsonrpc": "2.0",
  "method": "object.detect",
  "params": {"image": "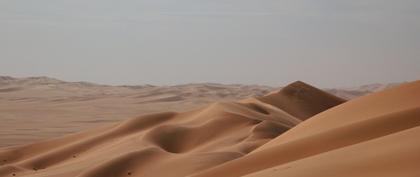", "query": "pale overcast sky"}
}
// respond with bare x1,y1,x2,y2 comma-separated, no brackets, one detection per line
1,0,419,87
